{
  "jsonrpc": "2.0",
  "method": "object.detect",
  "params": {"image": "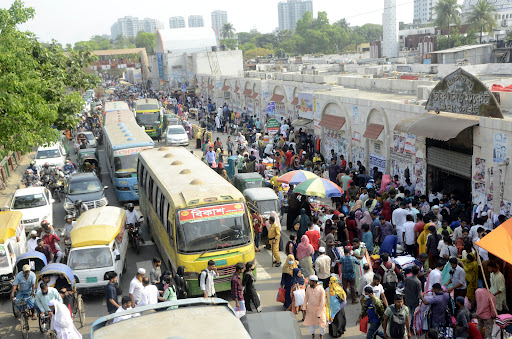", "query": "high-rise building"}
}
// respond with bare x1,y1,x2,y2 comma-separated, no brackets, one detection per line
211,10,228,33
278,0,313,31
382,0,398,58
169,16,186,29
188,15,204,28
111,16,163,39
413,0,438,24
